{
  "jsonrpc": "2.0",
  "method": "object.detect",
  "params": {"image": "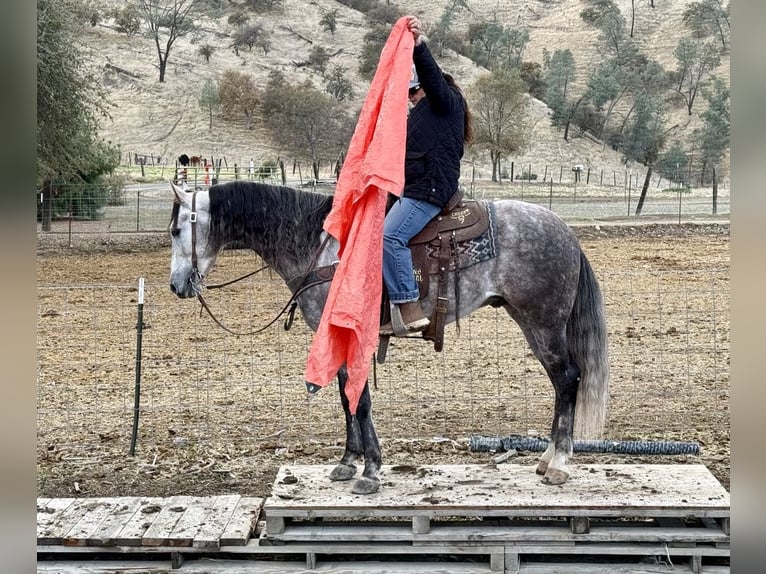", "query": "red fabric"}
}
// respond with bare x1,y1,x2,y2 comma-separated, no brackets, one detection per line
303,17,414,414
